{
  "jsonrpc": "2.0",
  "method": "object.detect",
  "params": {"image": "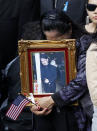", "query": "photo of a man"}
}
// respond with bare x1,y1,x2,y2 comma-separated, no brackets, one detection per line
32,51,66,94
